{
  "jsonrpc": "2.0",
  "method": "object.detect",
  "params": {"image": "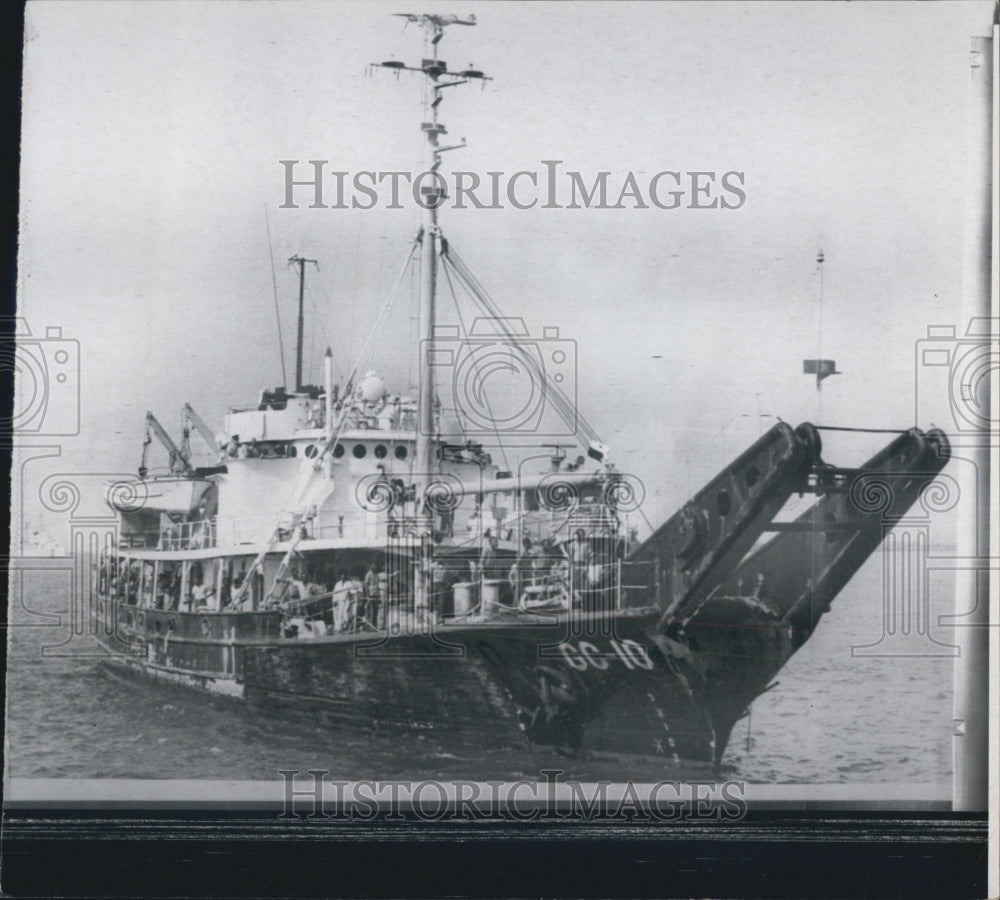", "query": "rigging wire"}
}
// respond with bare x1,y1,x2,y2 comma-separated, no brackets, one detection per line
334,237,421,421
443,239,604,449
308,296,316,384
408,238,418,394
440,254,511,473
231,238,422,609
814,425,911,434
310,265,349,383
446,246,590,441
350,212,365,384
264,205,288,387
284,237,420,512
